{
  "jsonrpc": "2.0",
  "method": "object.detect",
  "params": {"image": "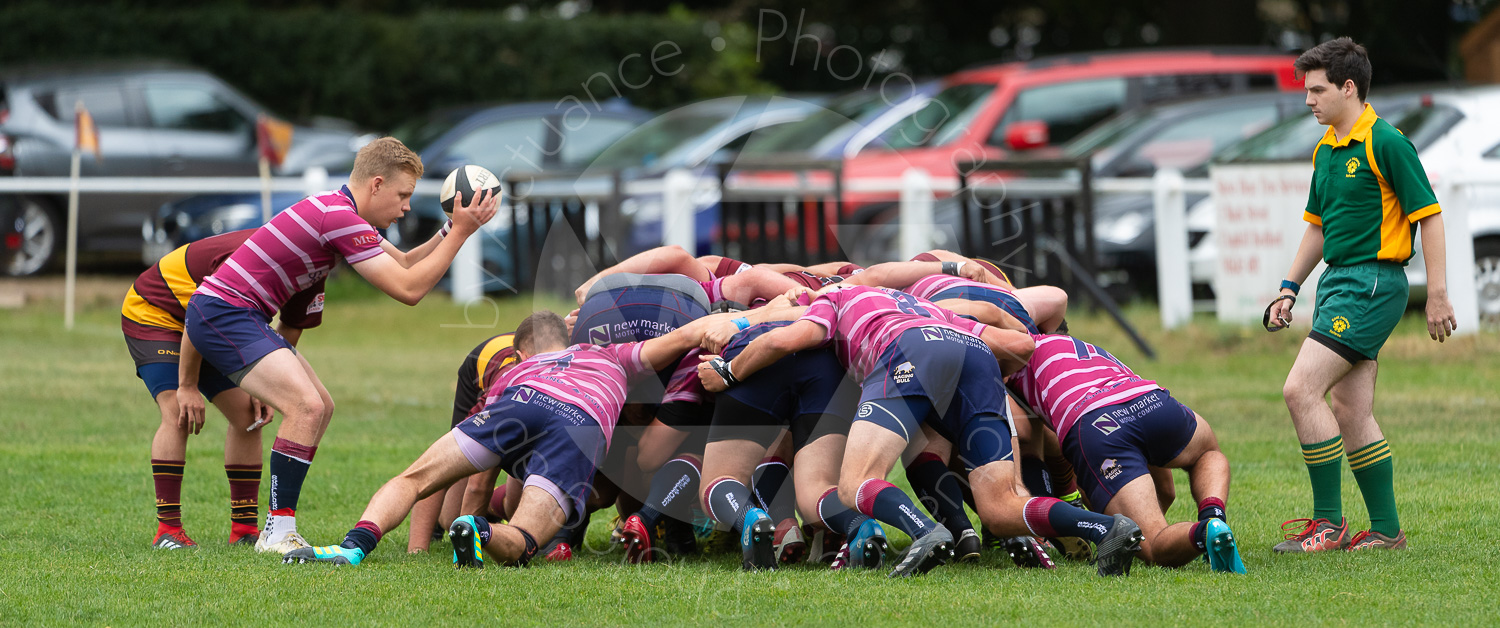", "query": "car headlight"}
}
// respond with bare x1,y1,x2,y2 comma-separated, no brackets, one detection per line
1098,211,1148,245
196,203,263,235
